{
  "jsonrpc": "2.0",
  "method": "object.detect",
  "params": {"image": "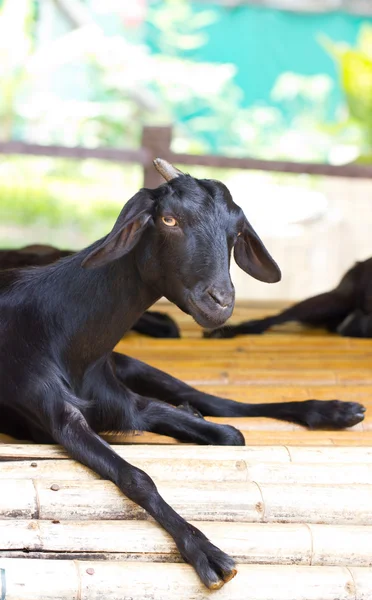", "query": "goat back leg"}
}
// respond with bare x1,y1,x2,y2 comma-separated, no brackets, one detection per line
40,396,236,589
113,352,254,418
131,311,180,338
205,290,353,338
337,310,372,338
112,353,365,429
